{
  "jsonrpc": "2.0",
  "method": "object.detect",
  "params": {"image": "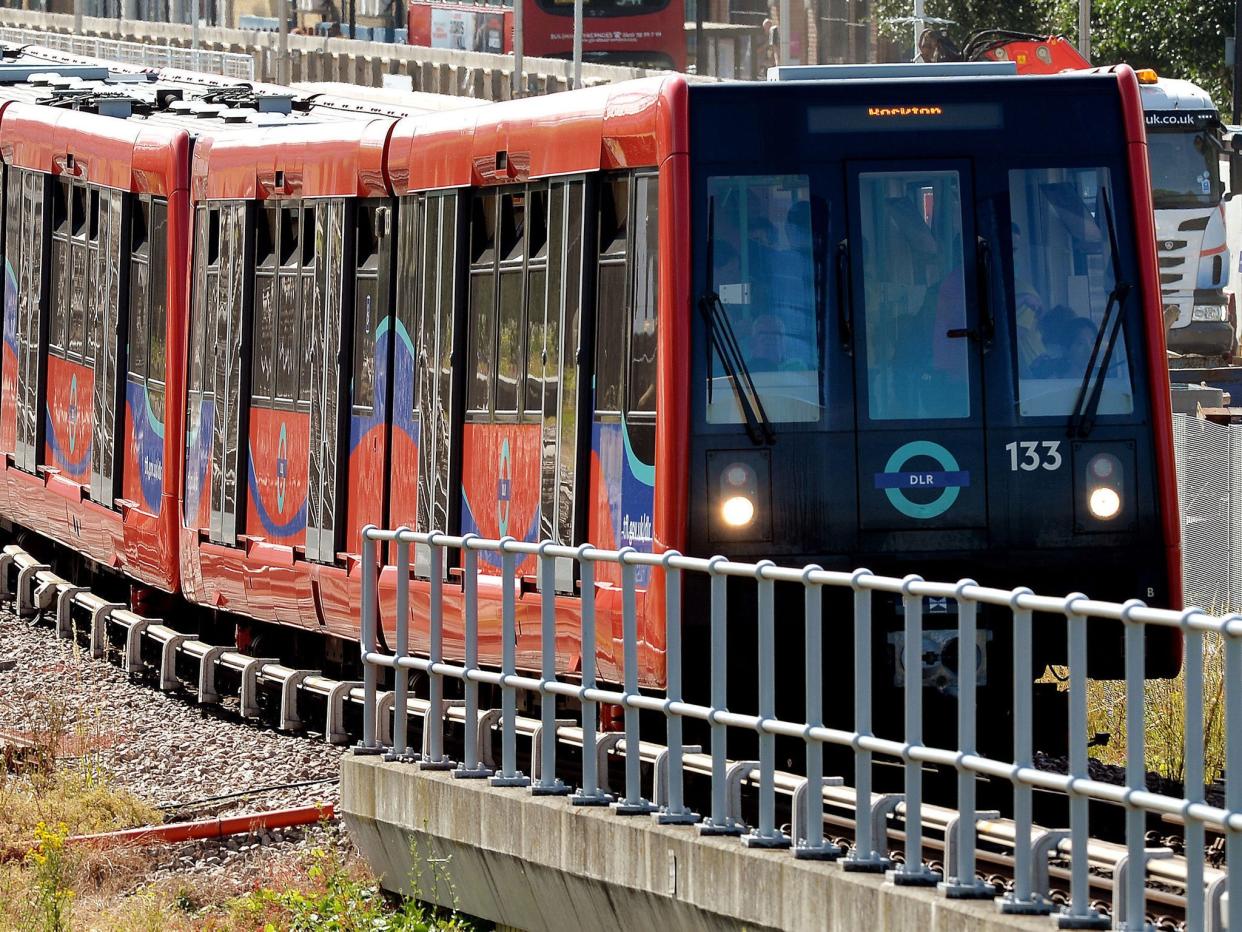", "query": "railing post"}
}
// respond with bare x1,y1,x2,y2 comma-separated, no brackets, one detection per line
454,537,492,778
658,552,697,824
1059,598,1108,928
1117,600,1148,931
795,566,839,859
613,550,656,814
744,561,789,847
385,528,418,763
700,556,743,835
491,539,529,787
354,526,384,755
1182,611,1206,932
1000,588,1052,914
533,542,570,796
940,579,992,897
888,576,938,886
843,570,889,870
1225,618,1242,932
420,535,454,770
572,551,610,805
